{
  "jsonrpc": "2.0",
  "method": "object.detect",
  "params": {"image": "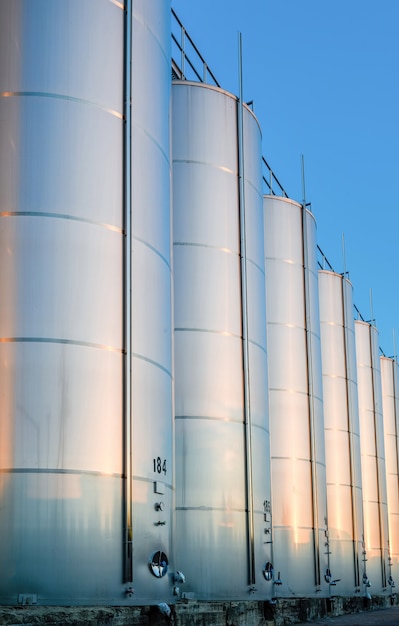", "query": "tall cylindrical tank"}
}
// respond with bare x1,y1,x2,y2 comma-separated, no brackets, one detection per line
264,195,329,597
0,0,125,604
129,0,175,604
0,0,174,605
318,271,364,596
172,81,272,600
355,321,390,595
380,356,399,591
